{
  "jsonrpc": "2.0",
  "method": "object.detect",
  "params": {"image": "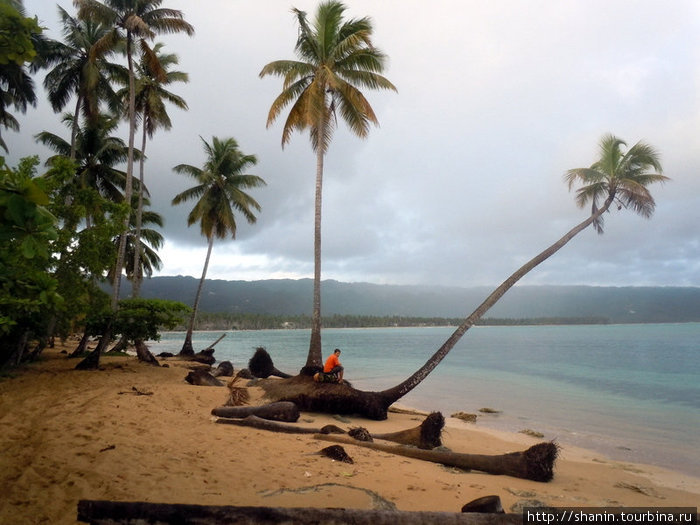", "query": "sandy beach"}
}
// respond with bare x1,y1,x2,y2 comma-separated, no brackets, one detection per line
1,345,698,524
